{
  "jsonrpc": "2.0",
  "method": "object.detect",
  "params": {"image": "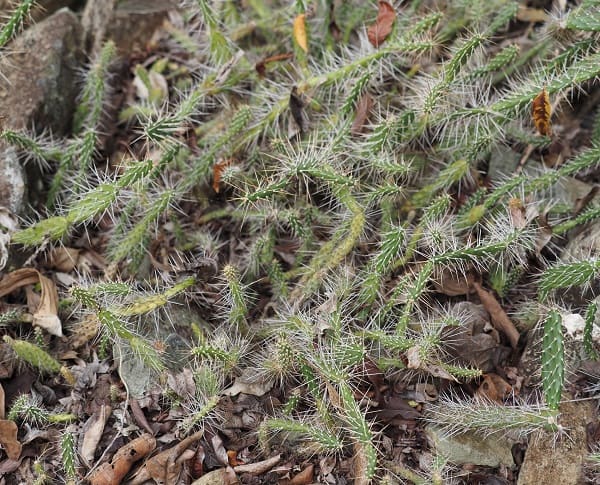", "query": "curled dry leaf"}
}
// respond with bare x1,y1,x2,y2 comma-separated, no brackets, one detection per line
508,198,527,229
89,433,156,485
293,14,308,53
191,467,237,485
213,158,234,193
532,87,552,136
48,247,80,272
0,268,62,336
233,454,280,474
476,373,513,404
0,419,21,461
351,93,374,136
289,464,314,485
367,1,396,48
472,282,520,349
129,430,203,484
255,52,293,77
81,404,112,464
